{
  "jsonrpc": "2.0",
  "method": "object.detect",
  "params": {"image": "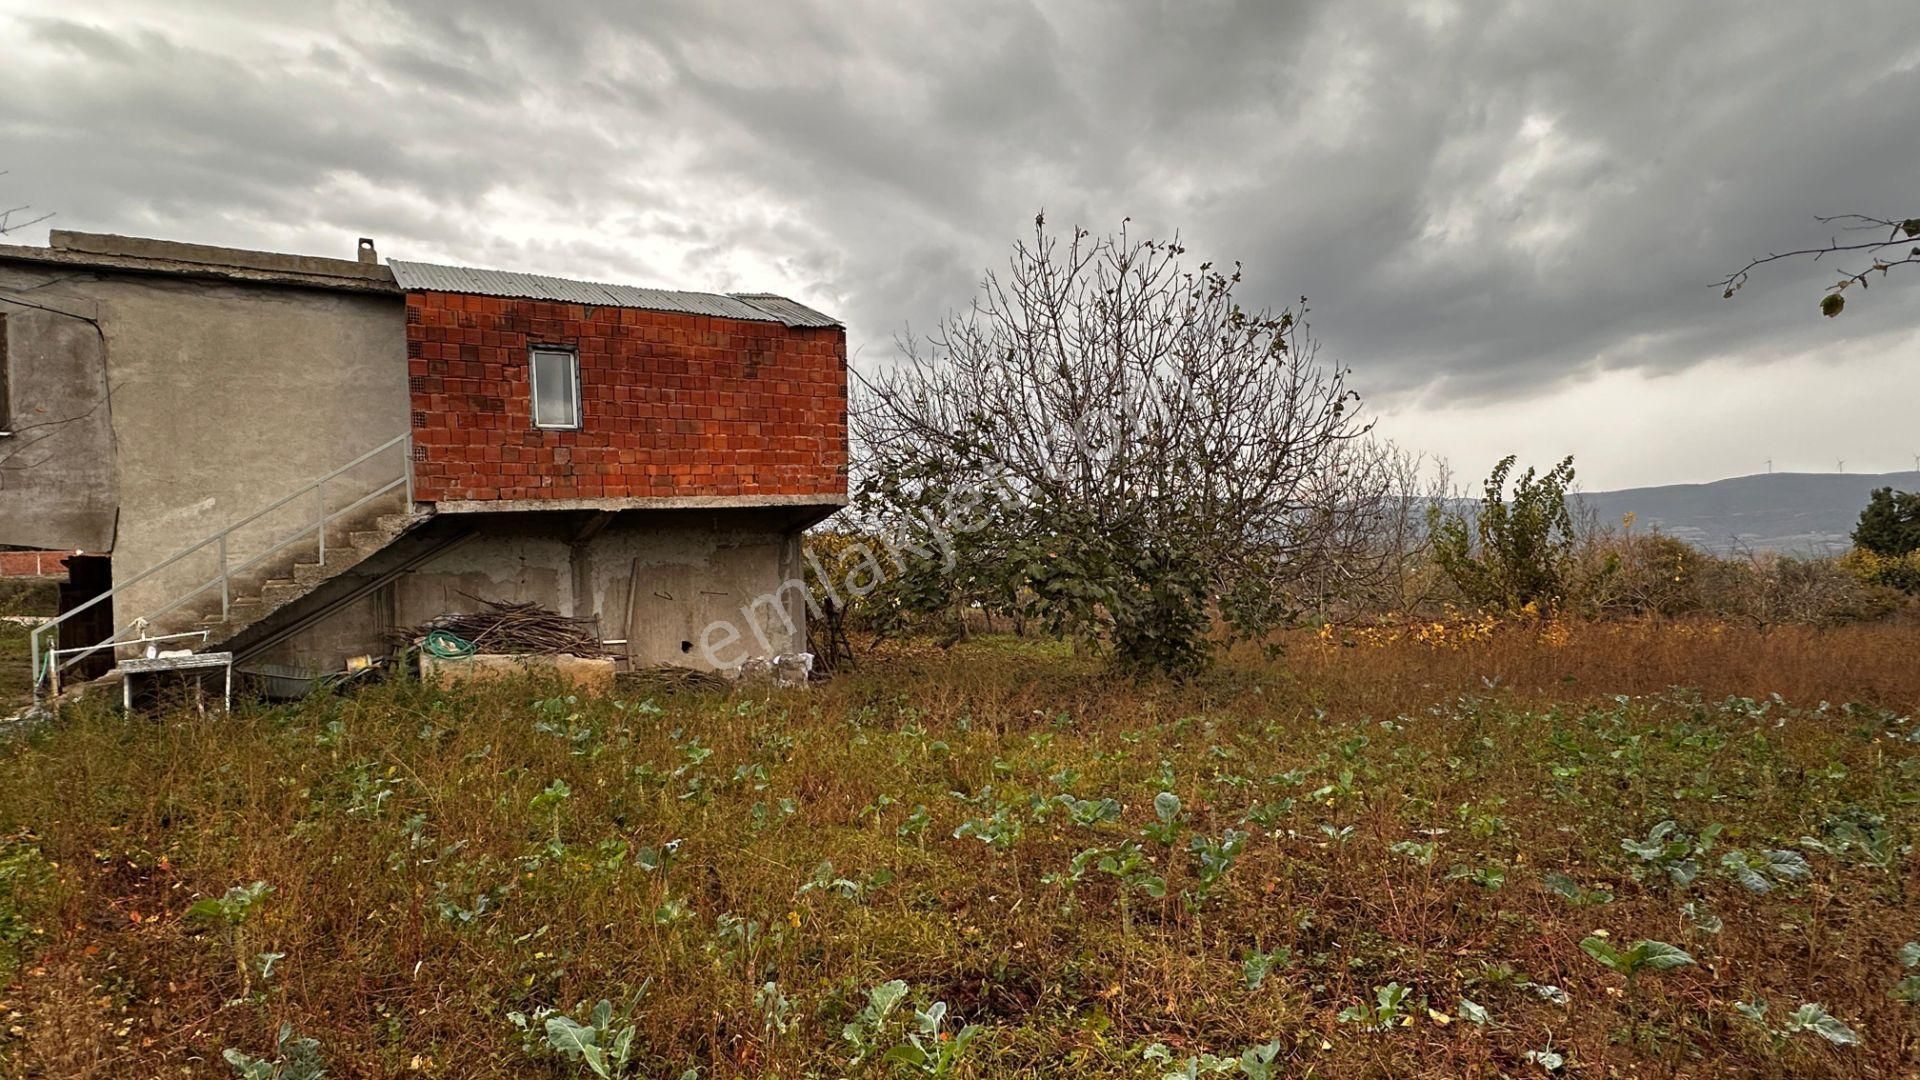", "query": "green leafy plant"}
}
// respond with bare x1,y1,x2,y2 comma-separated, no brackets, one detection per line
897,804,932,839
1389,839,1437,867
756,980,797,1039
1444,863,1504,889
1186,828,1248,904
1719,848,1812,893
1240,798,1295,829
509,999,639,1079
797,860,867,901
530,779,573,852
1337,982,1412,1031
1147,1044,1235,1078
951,789,1025,851
652,897,694,926
1681,900,1724,935
1146,1040,1283,1078
881,999,982,1077
1234,1039,1283,1079
1524,1046,1565,1071
188,880,274,994
1733,999,1862,1048
1892,941,1920,1004
1799,817,1902,870
188,879,273,926
1579,936,1694,985
1144,791,1184,845
1541,870,1611,906
1621,820,1722,887
842,979,911,1065
1240,946,1292,990
223,1023,324,1080
1095,841,1167,899
1058,794,1123,828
